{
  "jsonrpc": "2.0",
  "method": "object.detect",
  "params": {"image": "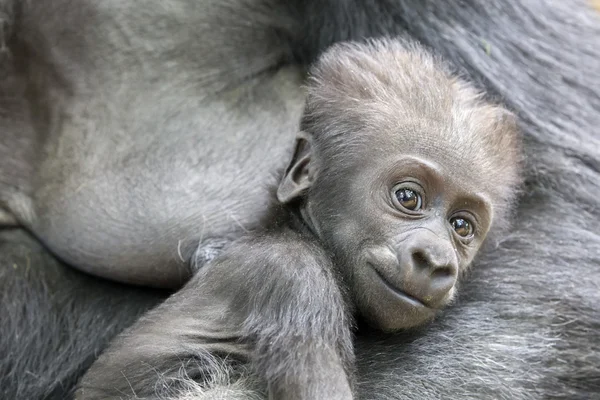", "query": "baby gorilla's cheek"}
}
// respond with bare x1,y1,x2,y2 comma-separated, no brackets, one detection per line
328,218,365,251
